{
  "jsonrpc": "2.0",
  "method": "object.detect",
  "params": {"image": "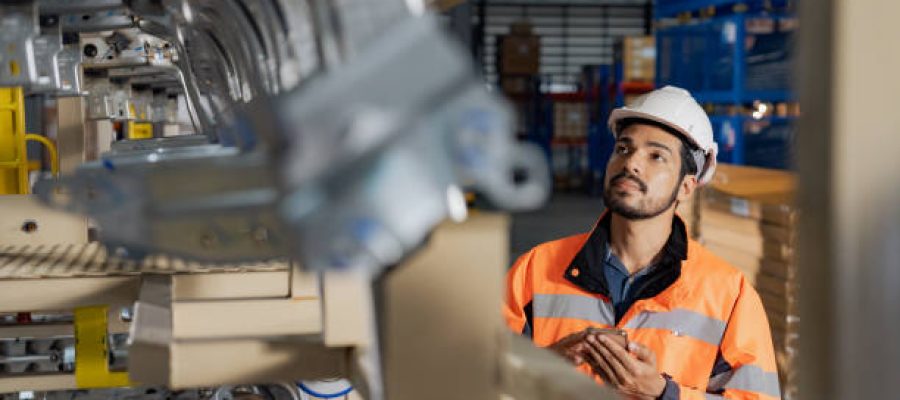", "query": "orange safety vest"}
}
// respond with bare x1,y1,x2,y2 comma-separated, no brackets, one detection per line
504,214,781,399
